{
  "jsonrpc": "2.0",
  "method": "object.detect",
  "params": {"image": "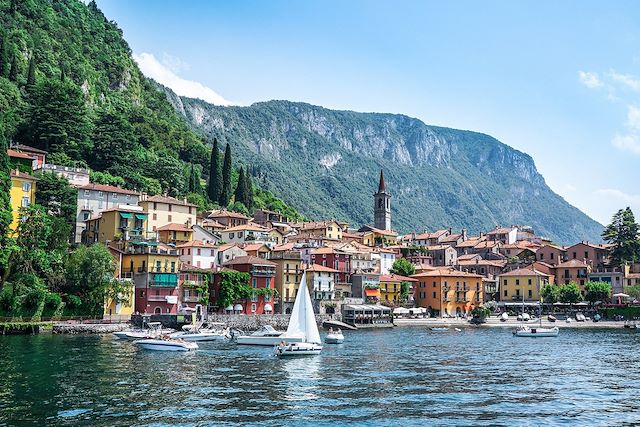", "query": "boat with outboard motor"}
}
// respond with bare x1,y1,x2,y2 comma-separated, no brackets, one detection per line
133,337,199,351
275,273,323,357
113,322,169,340
236,325,303,346
169,324,231,342
325,328,344,344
